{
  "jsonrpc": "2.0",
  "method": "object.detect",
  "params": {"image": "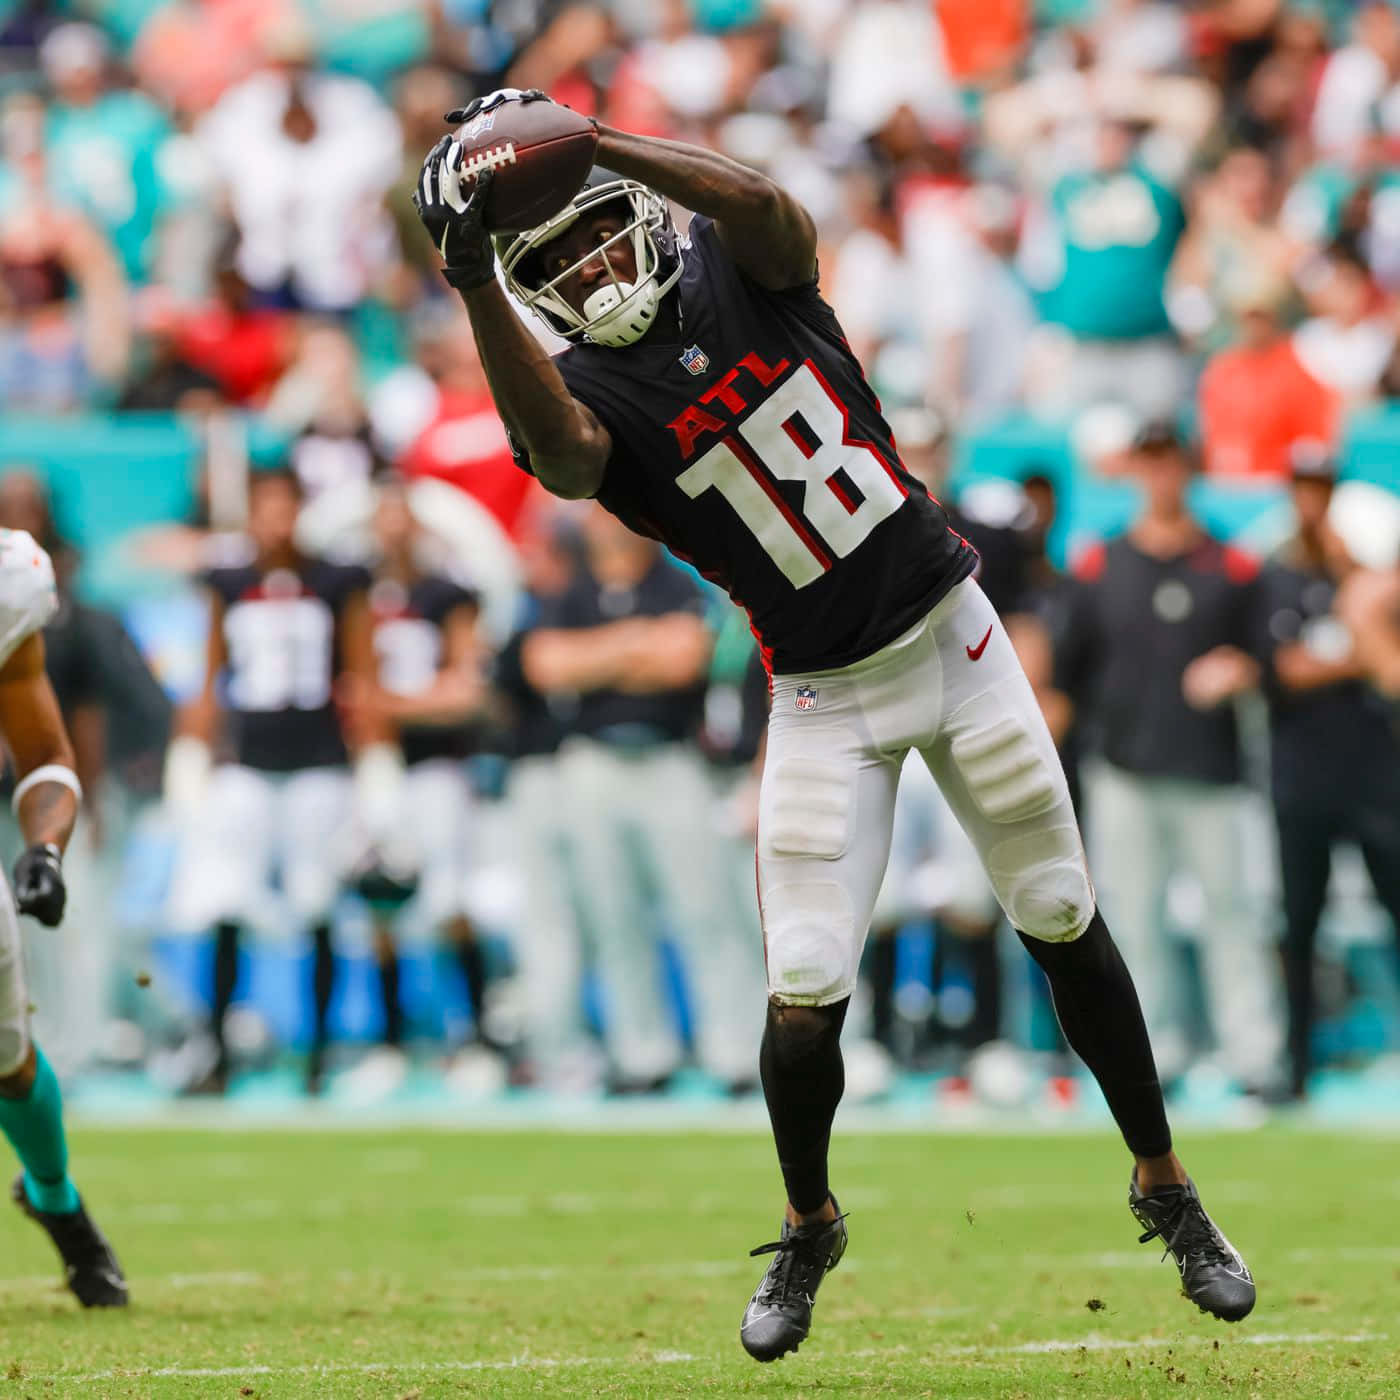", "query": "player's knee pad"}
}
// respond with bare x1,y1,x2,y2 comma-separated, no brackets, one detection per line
763,880,856,1004
949,713,1059,825
761,756,853,861
988,825,1094,943
0,1021,29,1078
